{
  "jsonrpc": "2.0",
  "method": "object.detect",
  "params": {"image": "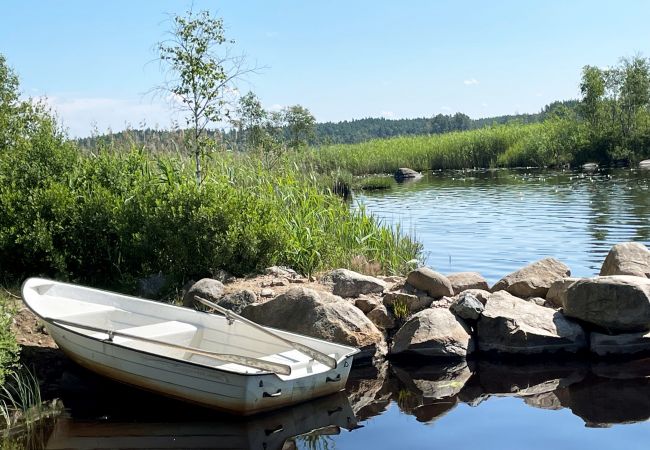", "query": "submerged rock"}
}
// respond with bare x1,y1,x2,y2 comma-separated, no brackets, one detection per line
322,269,387,298
241,287,385,359
477,291,587,354
405,267,454,298
390,308,474,358
599,242,650,278
447,272,489,293
491,257,571,298
563,275,650,333
394,167,423,181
